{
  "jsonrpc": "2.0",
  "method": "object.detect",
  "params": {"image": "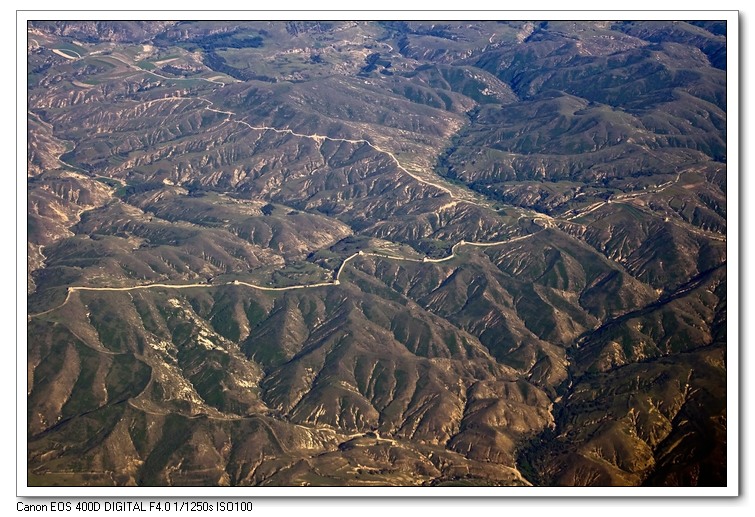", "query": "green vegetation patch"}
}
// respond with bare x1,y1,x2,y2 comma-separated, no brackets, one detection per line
136,60,156,70
54,40,87,55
